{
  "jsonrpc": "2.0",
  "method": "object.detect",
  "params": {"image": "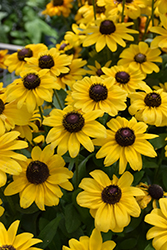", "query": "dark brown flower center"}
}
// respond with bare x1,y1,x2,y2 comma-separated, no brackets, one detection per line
63,112,85,132
96,4,106,13
26,160,50,184
23,73,40,90
99,20,116,35
102,185,122,204
134,53,147,63
96,68,104,76
89,84,108,102
115,71,130,84
53,0,64,6
17,48,33,61
148,184,164,200
117,0,133,3
0,245,16,250
39,55,54,69
59,43,68,50
144,92,161,107
0,99,5,114
115,127,135,146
